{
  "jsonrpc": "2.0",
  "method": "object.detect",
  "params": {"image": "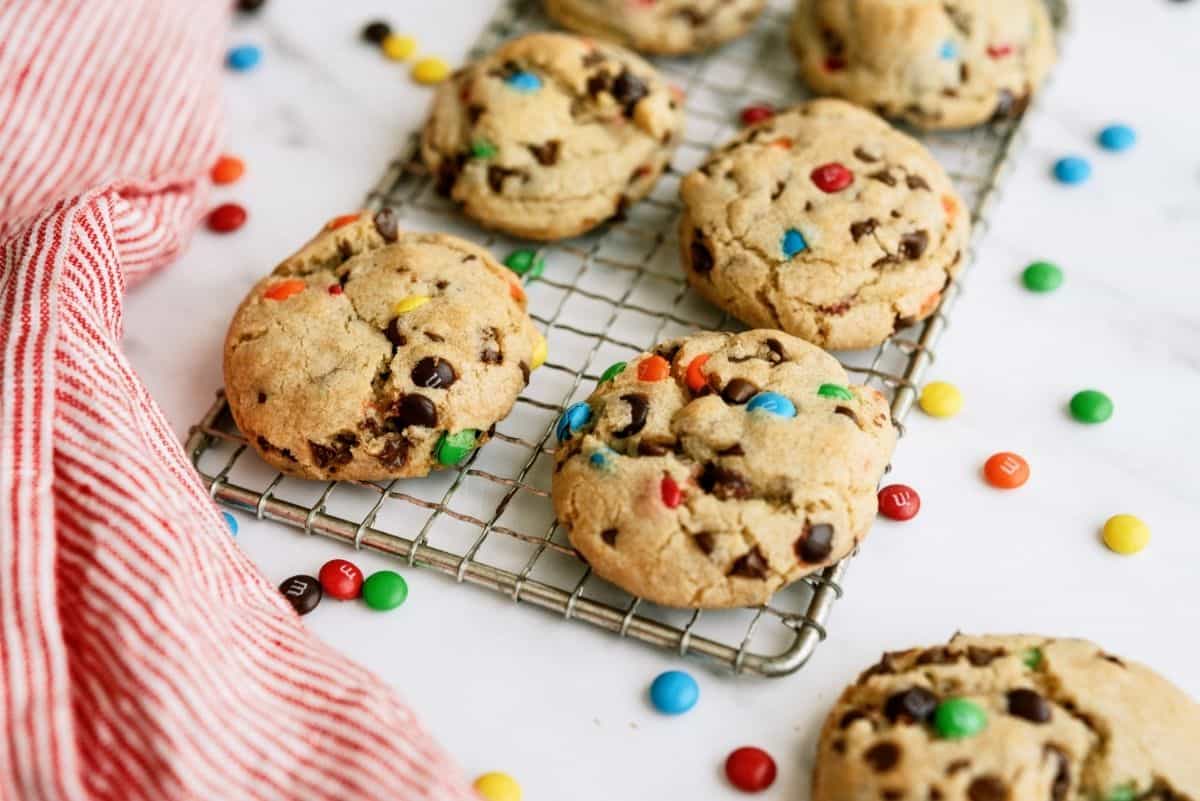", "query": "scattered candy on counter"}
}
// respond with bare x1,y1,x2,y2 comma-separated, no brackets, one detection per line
473,772,522,801
1069,389,1113,424
226,44,262,72
211,154,245,185
279,574,322,615
599,361,626,384
877,484,920,521
918,380,963,419
725,746,777,793
382,33,417,62
983,451,1030,490
207,202,247,233
504,248,545,278
222,511,239,536
1022,260,1063,293
413,56,450,85
739,104,774,126
362,570,409,611
361,20,391,45
1097,124,1136,152
1053,155,1091,185
933,697,988,739
1102,514,1150,555
649,670,699,715
318,558,364,600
